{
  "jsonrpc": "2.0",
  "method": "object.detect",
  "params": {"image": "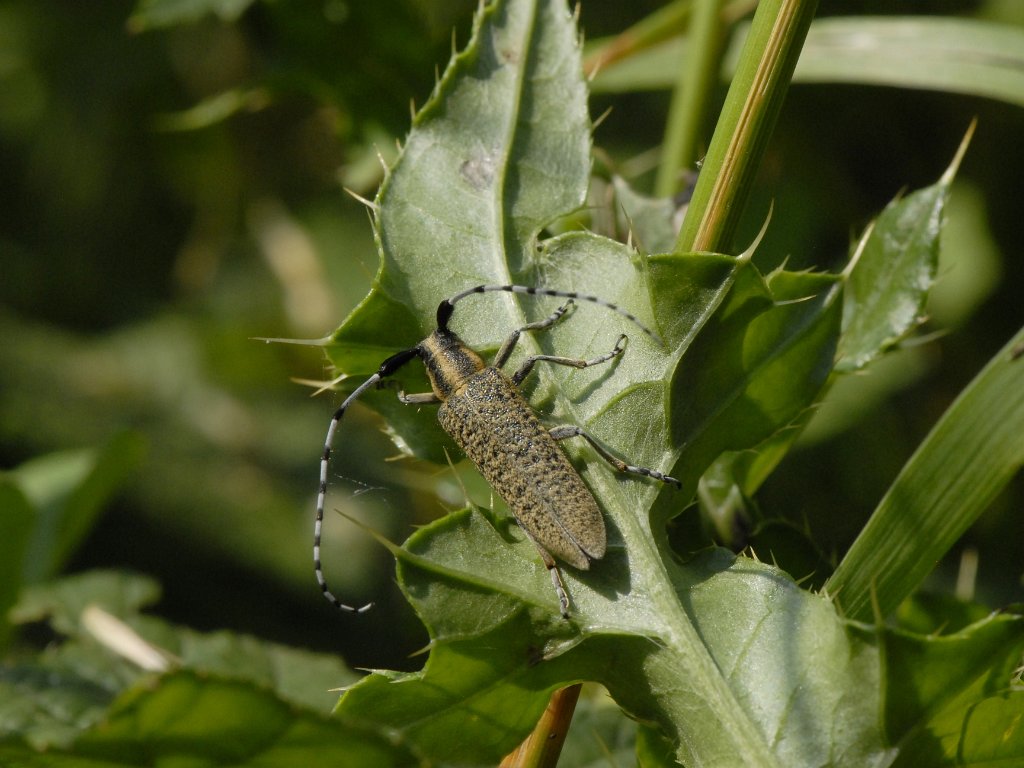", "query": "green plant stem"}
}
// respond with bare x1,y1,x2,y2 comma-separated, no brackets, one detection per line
583,0,692,75
583,0,757,77
675,0,819,254
655,0,728,197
